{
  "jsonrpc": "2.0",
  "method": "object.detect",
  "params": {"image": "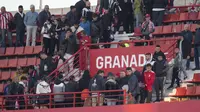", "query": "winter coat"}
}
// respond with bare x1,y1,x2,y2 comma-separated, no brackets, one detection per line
89,74,105,91
14,12,25,30
91,18,103,38
75,0,86,20
104,79,120,99
38,10,51,27
153,51,166,61
194,28,200,47
118,76,129,89
82,7,93,22
128,73,139,97
28,70,40,93
79,71,91,91
80,21,91,36
66,11,77,26
144,70,155,91
153,60,169,77
53,83,65,102
62,35,77,55
39,56,53,76
65,81,79,100
152,0,168,9
36,81,51,94
181,30,193,59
